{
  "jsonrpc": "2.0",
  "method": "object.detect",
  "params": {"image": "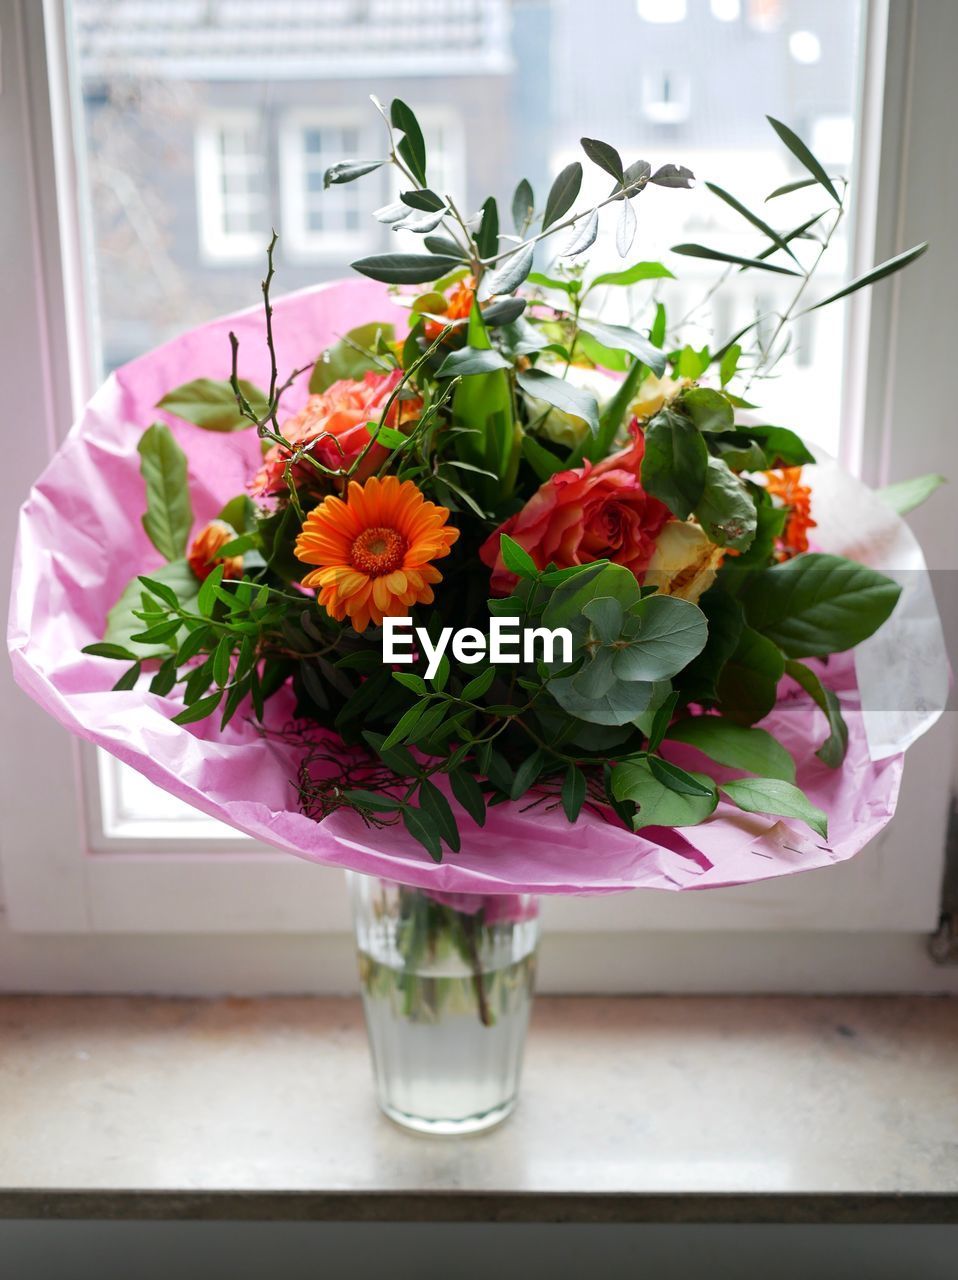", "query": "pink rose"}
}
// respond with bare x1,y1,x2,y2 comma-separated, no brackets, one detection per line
250,369,416,497
480,423,671,594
